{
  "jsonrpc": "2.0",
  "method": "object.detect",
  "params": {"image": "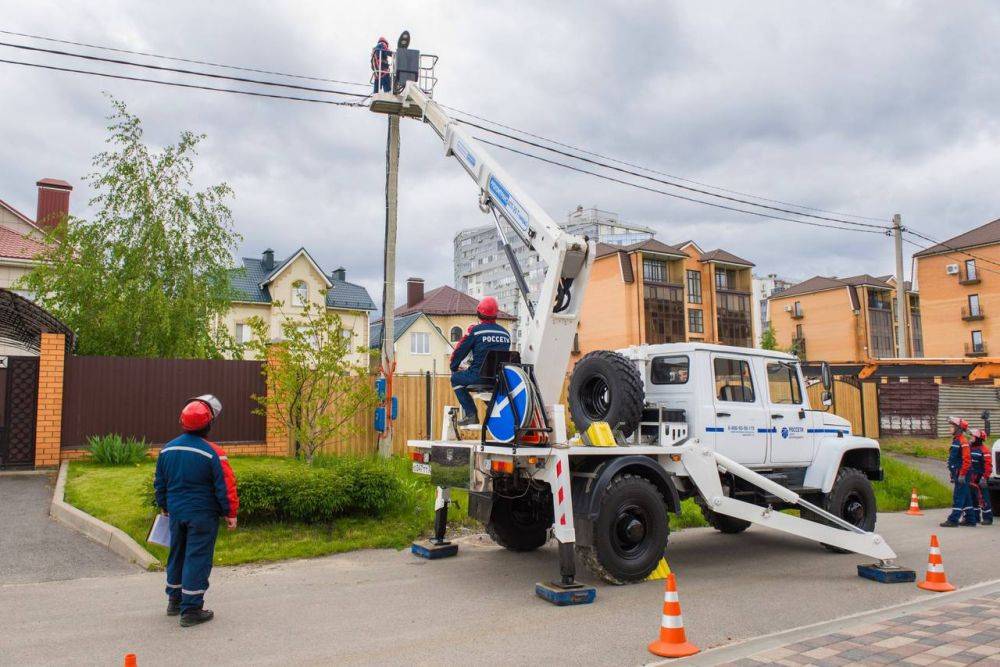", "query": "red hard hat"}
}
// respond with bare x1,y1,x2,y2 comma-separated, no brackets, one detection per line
948,416,968,431
180,394,222,432
477,296,499,319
